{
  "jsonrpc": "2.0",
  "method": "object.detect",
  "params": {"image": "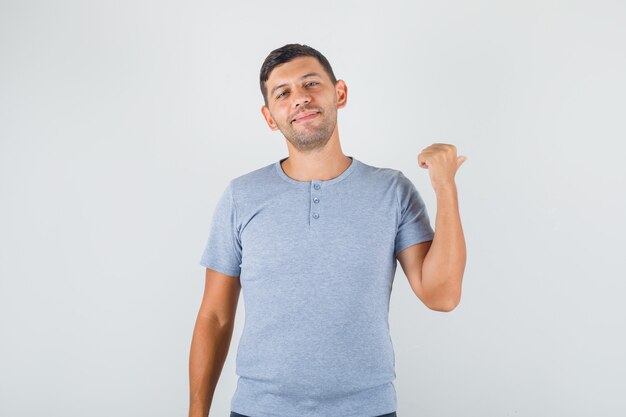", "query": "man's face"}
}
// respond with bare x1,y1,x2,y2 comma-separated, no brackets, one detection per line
261,56,347,153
